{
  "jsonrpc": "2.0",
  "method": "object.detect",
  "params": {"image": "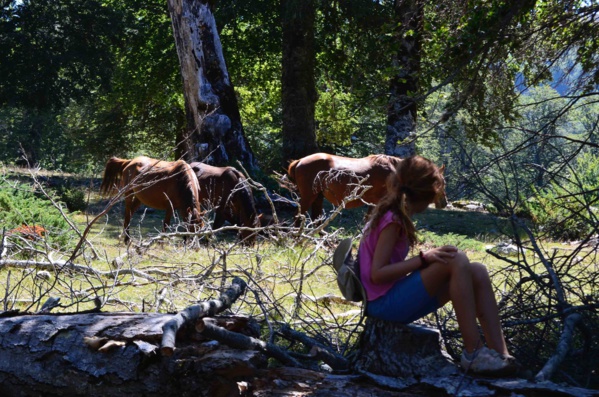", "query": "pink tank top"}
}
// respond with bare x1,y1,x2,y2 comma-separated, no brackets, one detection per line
359,211,409,301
